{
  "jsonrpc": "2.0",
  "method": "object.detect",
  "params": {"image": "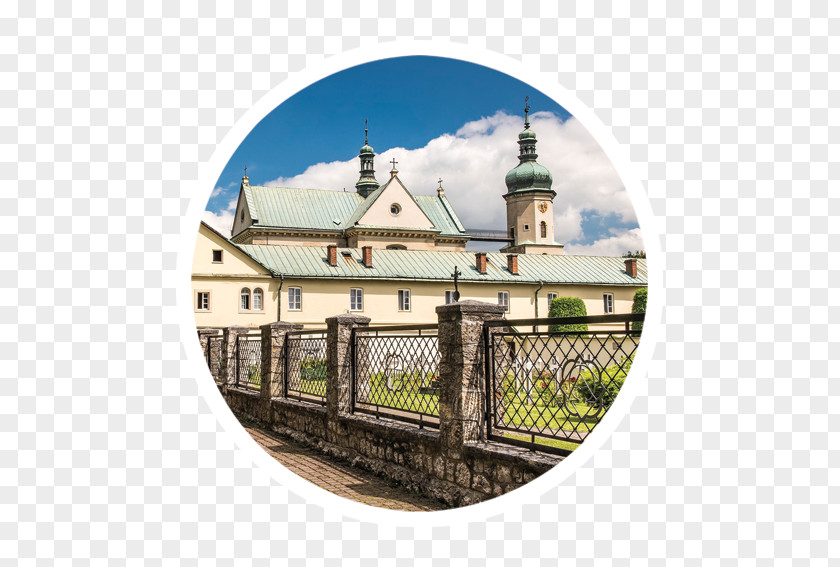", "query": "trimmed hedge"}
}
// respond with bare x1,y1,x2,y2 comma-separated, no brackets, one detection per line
631,287,647,331
548,297,588,333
